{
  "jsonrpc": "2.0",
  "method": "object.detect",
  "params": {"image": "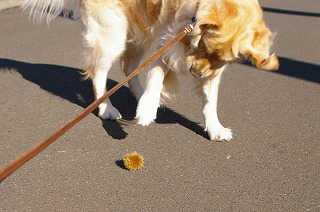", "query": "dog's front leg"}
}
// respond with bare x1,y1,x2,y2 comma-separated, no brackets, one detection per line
136,61,168,126
201,66,233,141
